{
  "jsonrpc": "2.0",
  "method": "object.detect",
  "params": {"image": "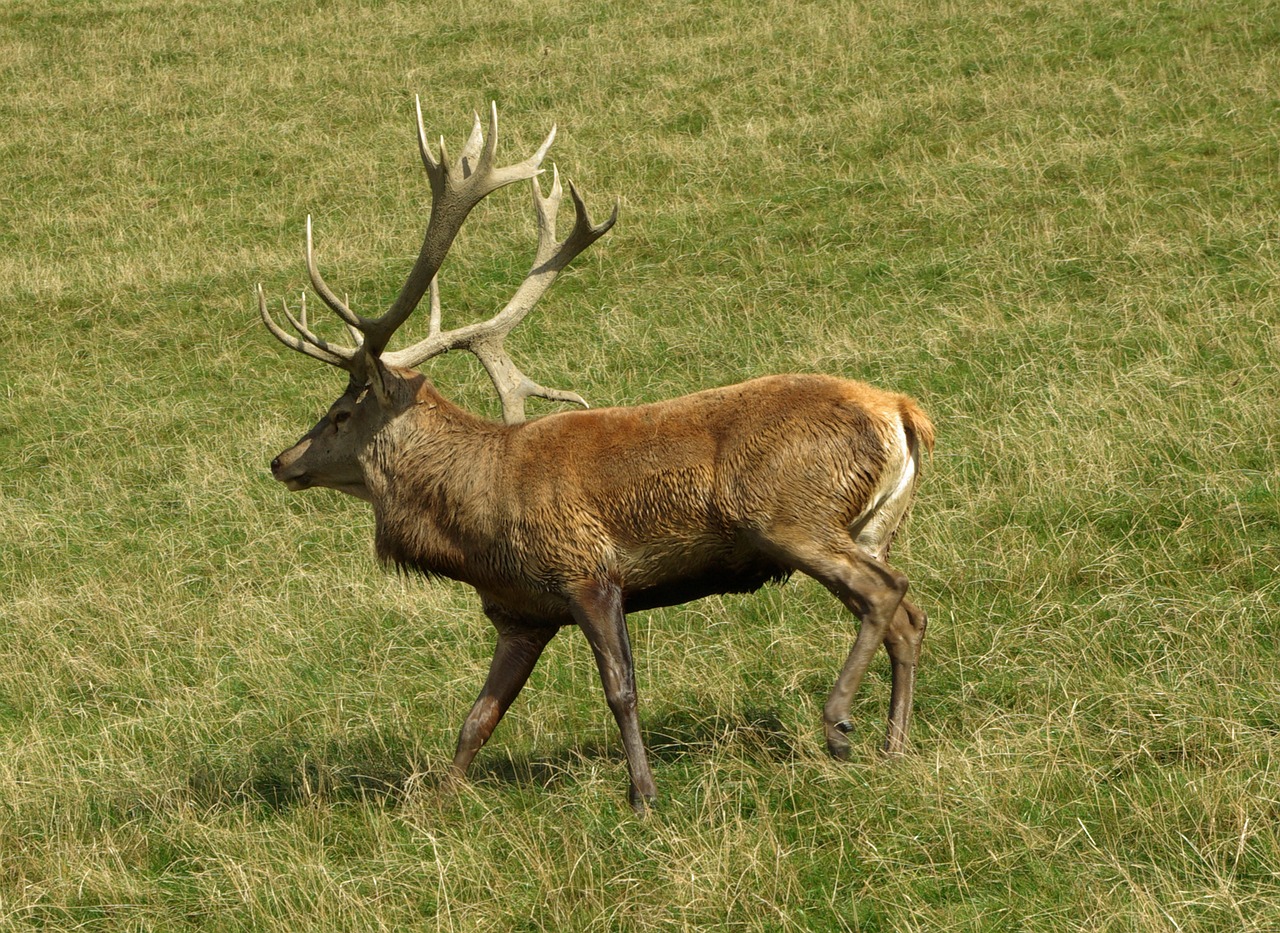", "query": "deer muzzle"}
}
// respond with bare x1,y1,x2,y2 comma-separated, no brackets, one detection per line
270,451,311,490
